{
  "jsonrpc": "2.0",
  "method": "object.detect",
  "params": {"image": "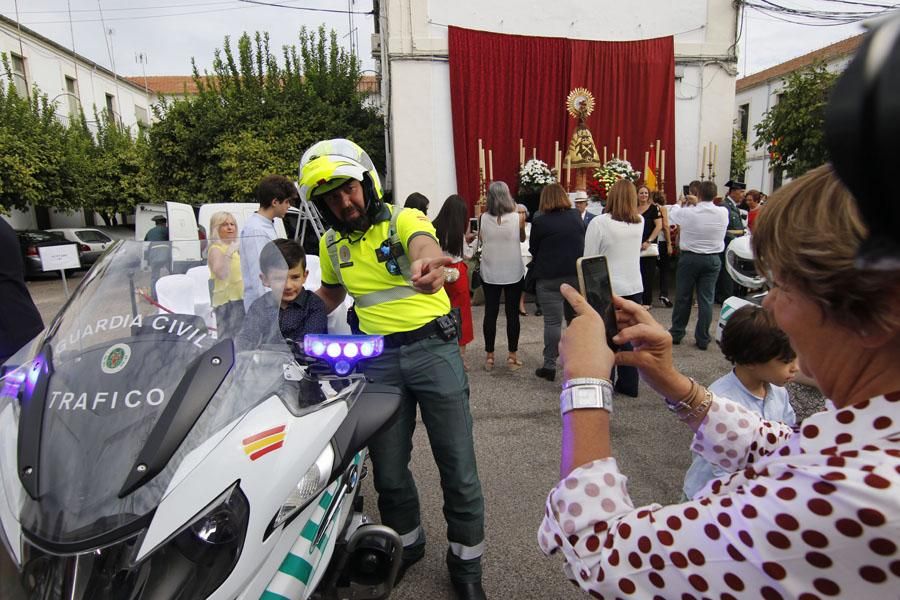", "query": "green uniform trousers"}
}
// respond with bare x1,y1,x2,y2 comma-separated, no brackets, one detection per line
361,334,485,583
